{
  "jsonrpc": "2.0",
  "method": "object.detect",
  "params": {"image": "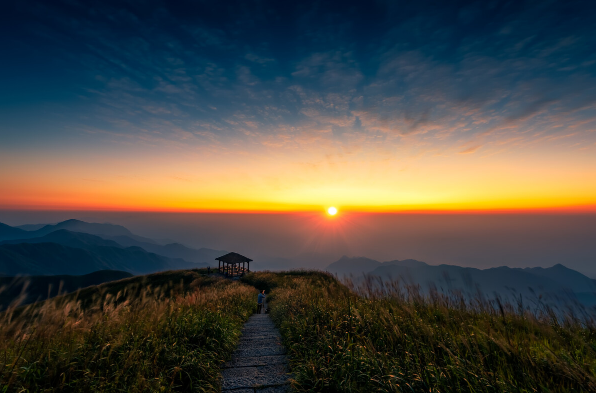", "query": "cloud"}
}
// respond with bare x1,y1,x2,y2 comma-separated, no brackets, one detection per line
3,0,596,161
459,145,482,154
